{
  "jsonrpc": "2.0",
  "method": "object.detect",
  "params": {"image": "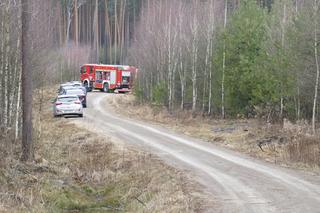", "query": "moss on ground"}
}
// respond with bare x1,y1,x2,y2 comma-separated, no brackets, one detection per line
44,183,123,212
